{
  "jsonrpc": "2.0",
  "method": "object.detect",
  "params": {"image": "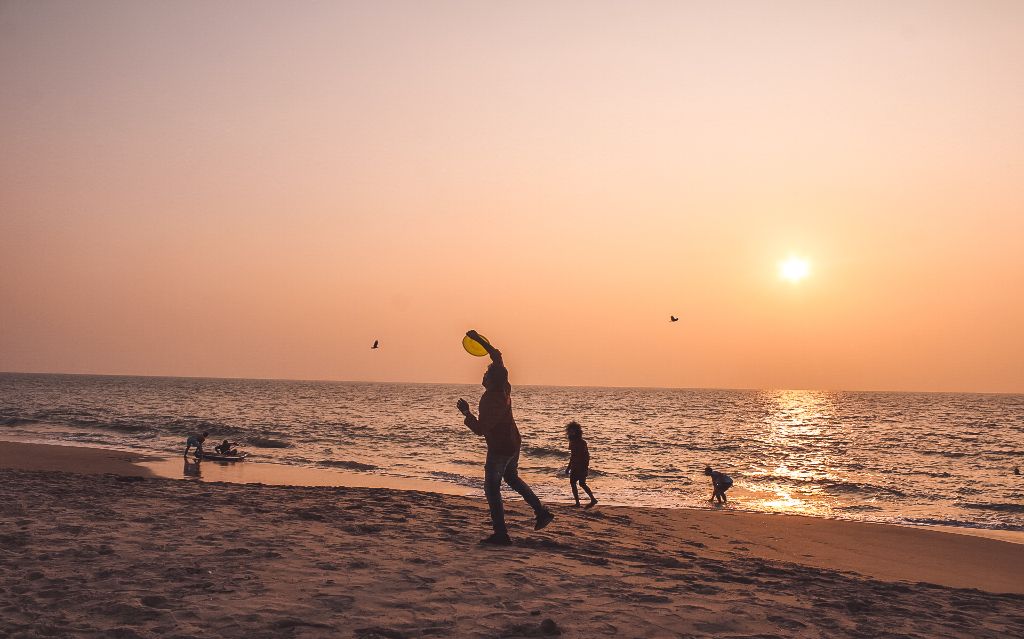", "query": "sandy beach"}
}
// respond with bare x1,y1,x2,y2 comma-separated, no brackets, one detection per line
1,442,1022,638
